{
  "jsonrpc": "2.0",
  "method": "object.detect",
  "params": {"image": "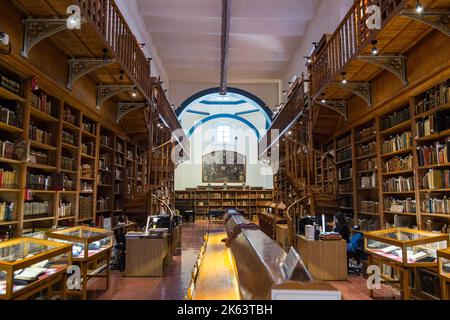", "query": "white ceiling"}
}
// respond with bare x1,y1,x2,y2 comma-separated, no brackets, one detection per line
134,0,321,83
